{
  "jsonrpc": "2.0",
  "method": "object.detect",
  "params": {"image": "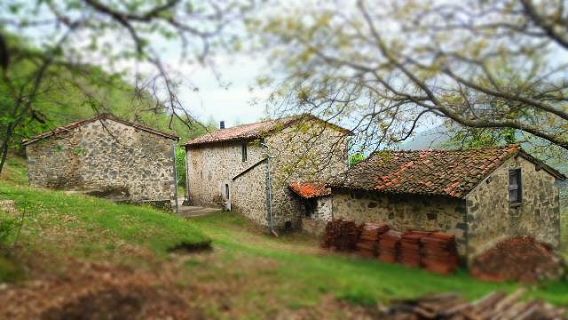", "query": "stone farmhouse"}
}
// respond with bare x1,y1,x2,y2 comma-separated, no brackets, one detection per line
184,114,351,231
23,114,180,209
290,145,566,262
